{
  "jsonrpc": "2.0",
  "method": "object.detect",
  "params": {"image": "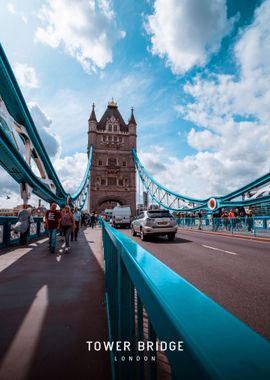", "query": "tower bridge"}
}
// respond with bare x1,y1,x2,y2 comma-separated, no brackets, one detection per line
88,99,136,215
1,40,270,213
1,45,270,380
